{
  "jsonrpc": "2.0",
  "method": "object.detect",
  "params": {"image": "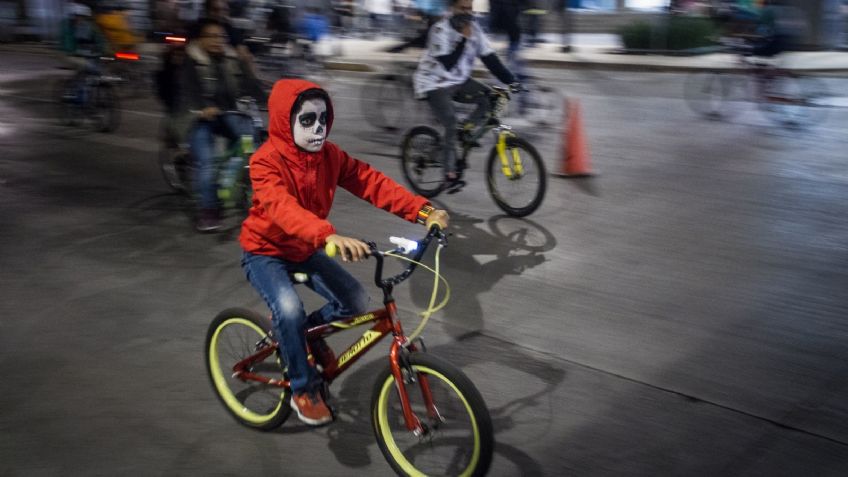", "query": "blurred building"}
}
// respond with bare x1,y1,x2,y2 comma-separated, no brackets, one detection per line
1,0,845,49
